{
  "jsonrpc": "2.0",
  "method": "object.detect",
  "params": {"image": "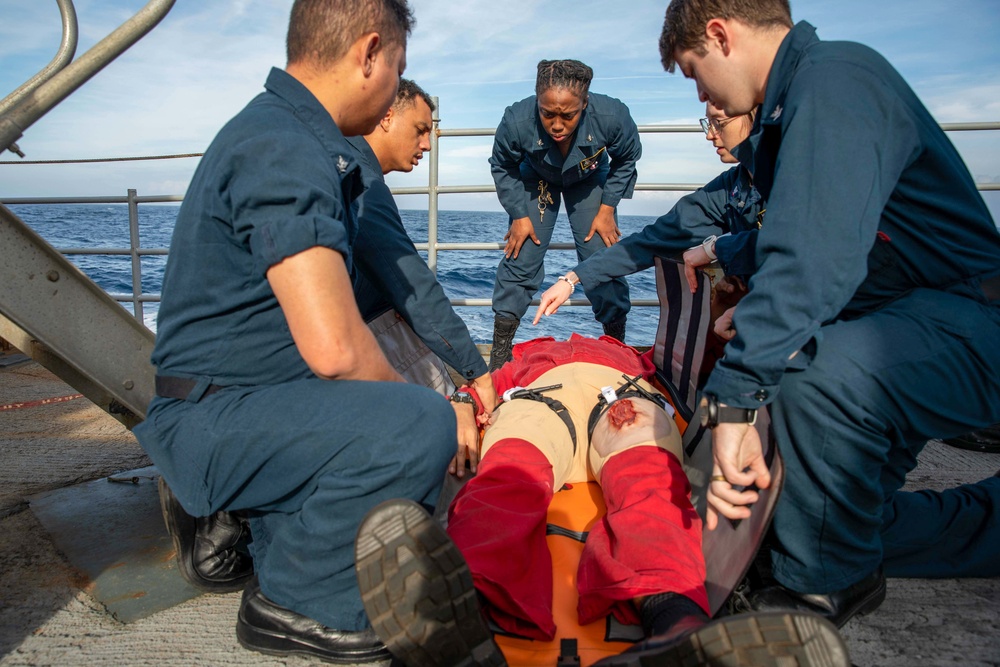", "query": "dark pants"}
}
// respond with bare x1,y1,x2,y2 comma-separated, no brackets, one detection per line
768,288,1000,592
492,164,630,324
136,377,456,630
